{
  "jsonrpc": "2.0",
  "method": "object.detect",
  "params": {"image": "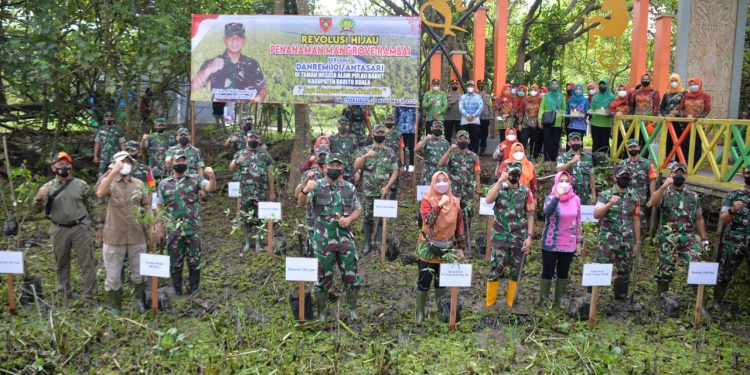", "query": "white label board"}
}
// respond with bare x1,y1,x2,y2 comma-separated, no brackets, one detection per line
581,205,598,223
439,263,473,287
687,262,719,285
479,198,495,216
151,193,158,210
228,182,240,198
285,257,318,282
258,202,282,220
373,199,398,218
582,263,613,286
0,251,24,274
416,185,429,202
407,165,415,173
140,253,170,278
